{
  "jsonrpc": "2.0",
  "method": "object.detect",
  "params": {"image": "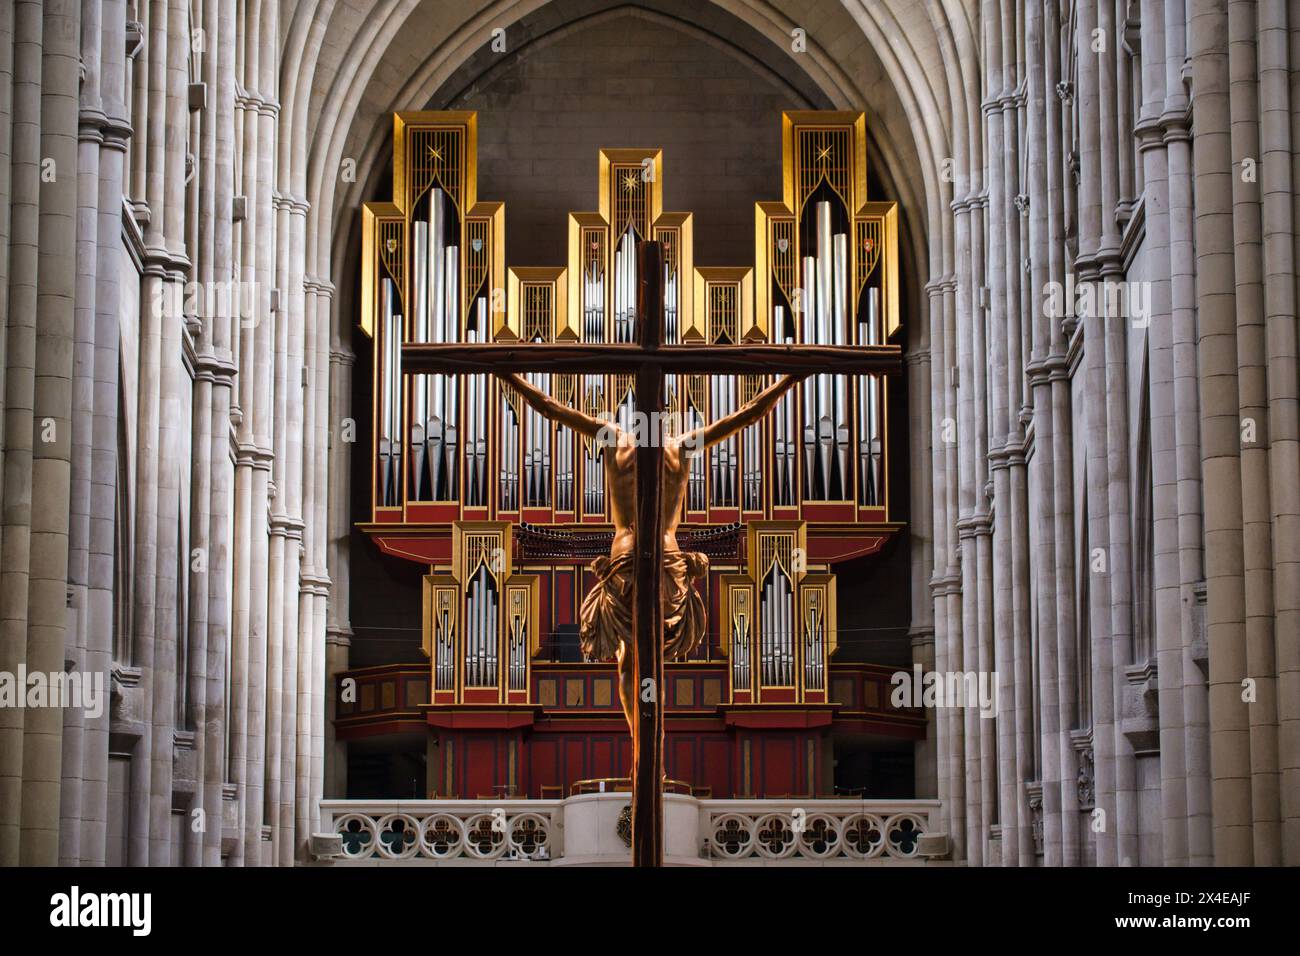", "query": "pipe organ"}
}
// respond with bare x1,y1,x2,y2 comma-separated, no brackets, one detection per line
360,110,901,724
